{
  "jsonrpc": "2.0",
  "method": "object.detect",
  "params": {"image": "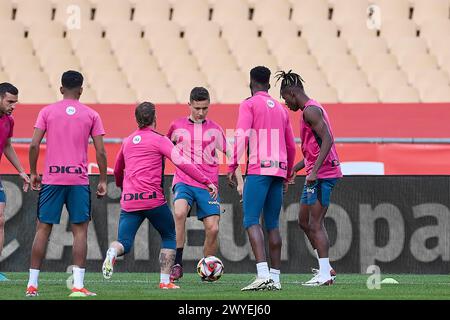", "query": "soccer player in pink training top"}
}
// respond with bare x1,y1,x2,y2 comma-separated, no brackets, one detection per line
167,87,243,282
26,71,108,297
102,102,218,290
275,70,342,286
0,83,30,281
228,66,297,291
